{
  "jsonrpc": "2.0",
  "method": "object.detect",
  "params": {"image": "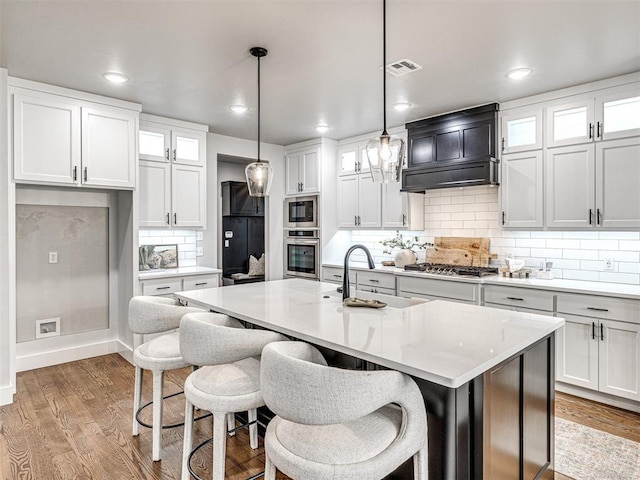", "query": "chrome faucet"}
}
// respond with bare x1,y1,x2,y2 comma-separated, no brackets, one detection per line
342,244,375,301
